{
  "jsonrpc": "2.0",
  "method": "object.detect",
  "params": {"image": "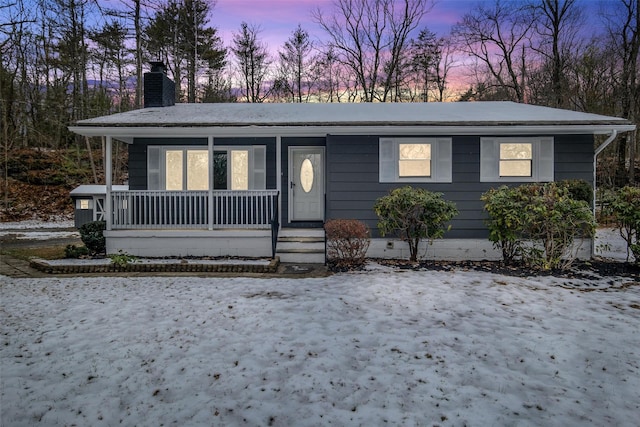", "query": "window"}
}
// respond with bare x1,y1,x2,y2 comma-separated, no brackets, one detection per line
164,149,209,190
148,145,266,190
77,199,92,210
481,137,553,182
499,143,532,177
379,138,452,183
399,143,431,177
